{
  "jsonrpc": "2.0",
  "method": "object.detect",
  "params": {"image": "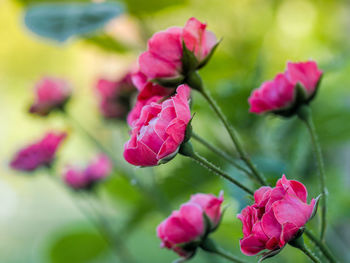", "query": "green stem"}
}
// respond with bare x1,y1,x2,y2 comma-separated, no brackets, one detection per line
192,132,257,182
180,142,254,195
298,245,322,263
297,106,327,241
46,171,135,263
289,236,321,263
304,229,338,263
192,75,267,186
83,192,136,263
200,238,248,263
